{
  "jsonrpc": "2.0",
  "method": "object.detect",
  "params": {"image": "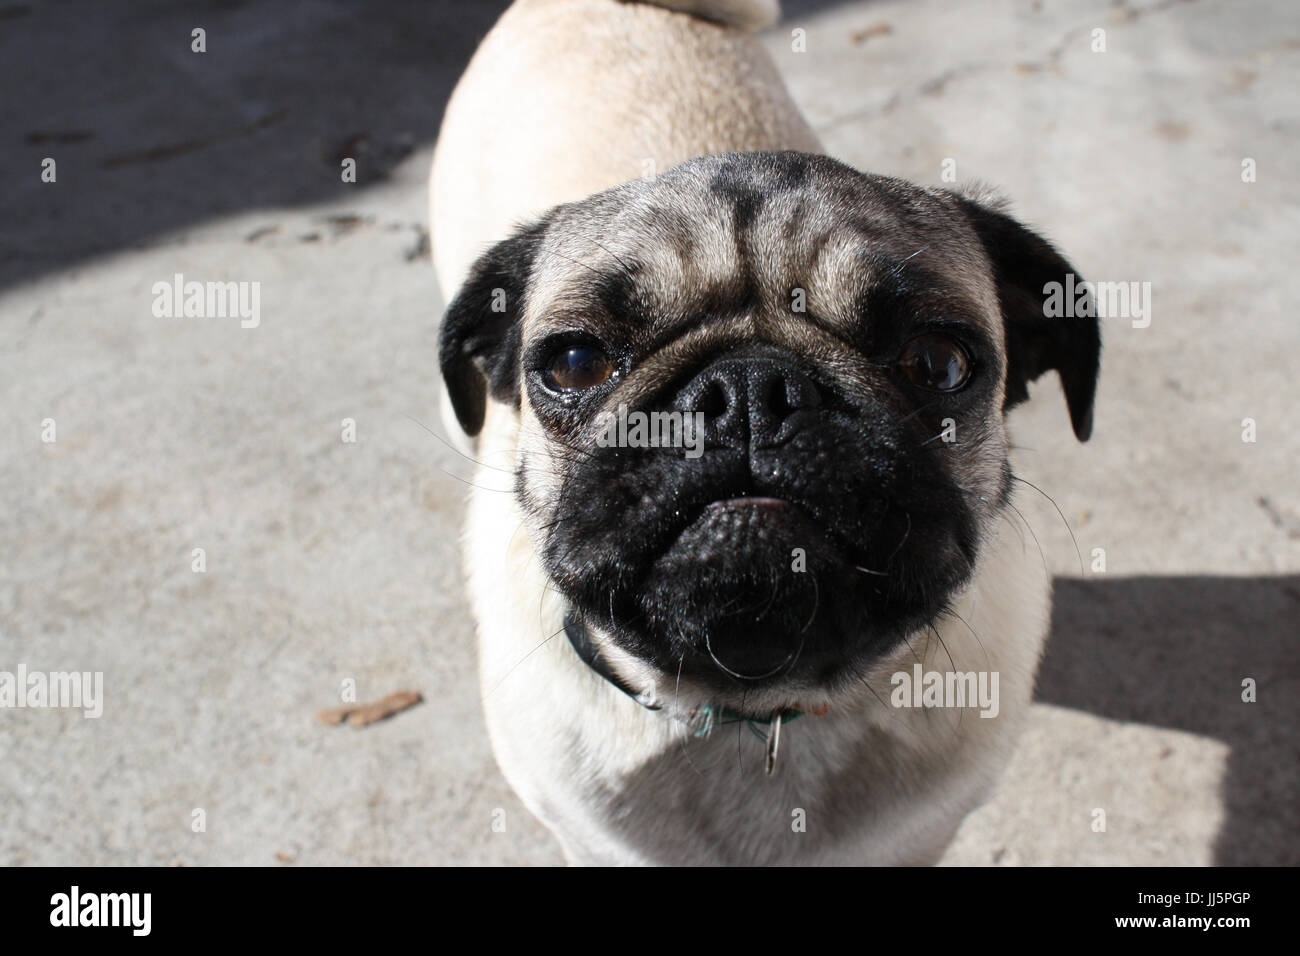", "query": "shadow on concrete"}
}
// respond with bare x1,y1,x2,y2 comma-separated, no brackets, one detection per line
0,1,886,294
1037,575,1300,865
1,0,511,291
782,0,874,19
